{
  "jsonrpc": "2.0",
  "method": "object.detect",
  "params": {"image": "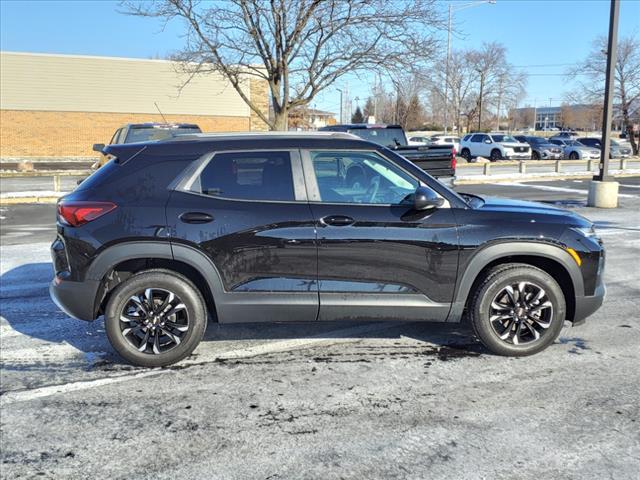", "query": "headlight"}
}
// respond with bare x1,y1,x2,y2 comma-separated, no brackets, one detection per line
573,226,598,239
